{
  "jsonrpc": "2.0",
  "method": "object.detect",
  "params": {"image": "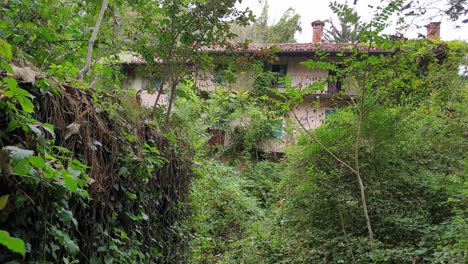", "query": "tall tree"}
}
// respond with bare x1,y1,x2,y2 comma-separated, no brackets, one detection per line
230,1,302,43
267,8,302,43
324,3,362,43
